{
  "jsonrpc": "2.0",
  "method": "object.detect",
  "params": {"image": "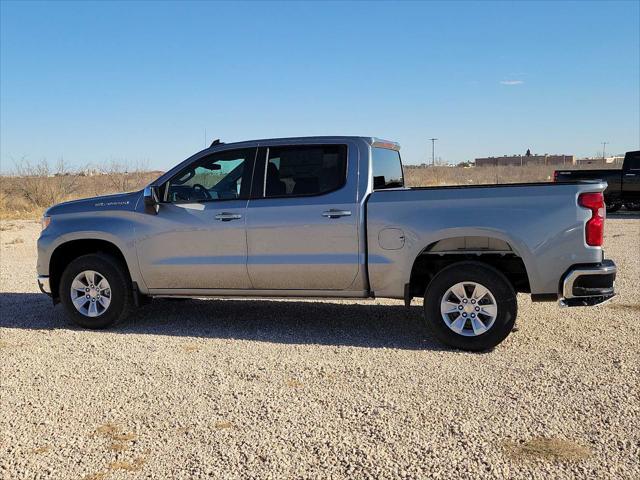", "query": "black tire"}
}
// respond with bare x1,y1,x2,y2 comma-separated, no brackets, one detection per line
624,202,640,211
59,253,134,329
424,261,517,351
606,202,622,213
